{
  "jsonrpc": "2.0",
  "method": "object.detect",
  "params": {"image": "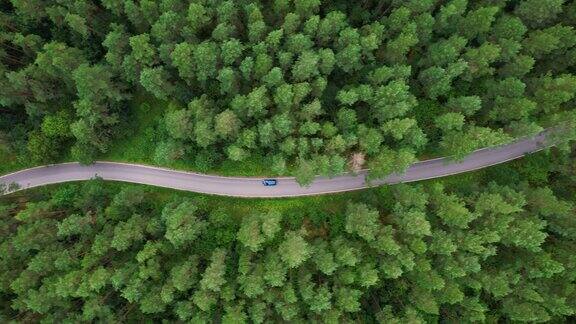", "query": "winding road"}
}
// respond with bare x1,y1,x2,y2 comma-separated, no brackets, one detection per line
0,130,551,198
